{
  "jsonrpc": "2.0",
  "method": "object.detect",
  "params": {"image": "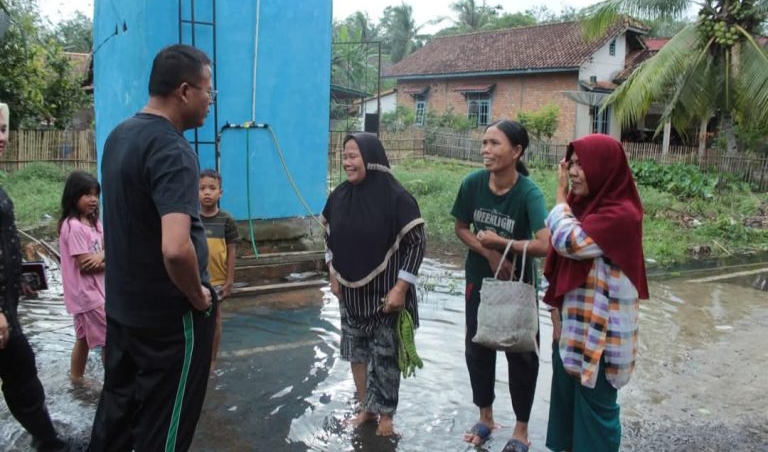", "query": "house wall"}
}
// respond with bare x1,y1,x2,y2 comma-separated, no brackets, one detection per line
576,32,630,140
579,33,628,82
363,92,396,115
573,104,622,140
397,71,582,143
